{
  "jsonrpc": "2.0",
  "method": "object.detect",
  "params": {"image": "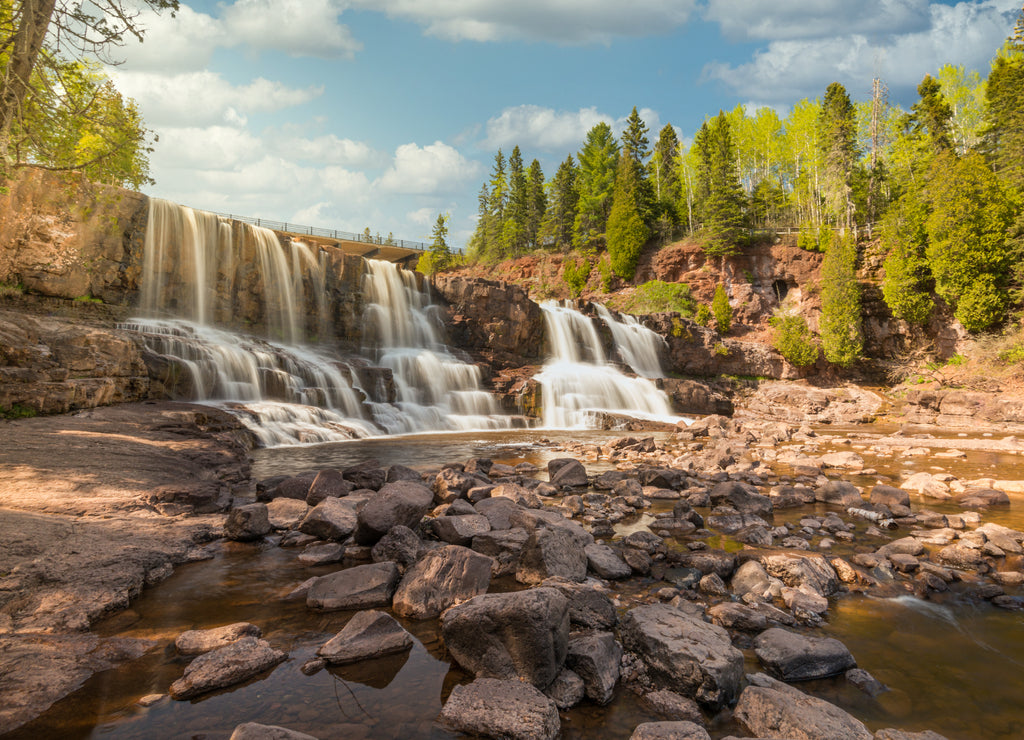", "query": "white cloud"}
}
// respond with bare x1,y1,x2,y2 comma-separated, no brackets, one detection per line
484,105,611,151
117,5,223,71
704,0,932,41
704,0,1019,104
407,207,436,227
111,71,323,127
376,141,482,195
221,0,362,59
271,133,384,169
353,0,697,44
152,126,262,170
